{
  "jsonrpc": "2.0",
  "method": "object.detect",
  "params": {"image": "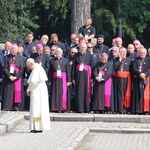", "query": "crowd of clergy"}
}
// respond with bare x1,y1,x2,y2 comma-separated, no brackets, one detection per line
0,17,150,115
